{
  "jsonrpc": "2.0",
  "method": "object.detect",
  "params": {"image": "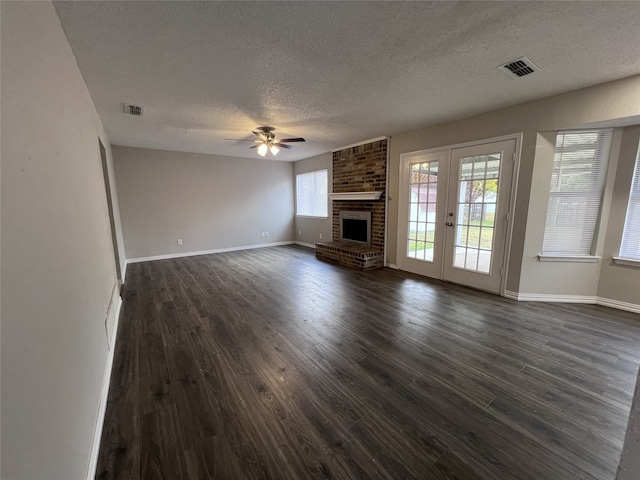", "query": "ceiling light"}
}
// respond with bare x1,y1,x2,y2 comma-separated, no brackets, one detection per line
226,127,305,156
